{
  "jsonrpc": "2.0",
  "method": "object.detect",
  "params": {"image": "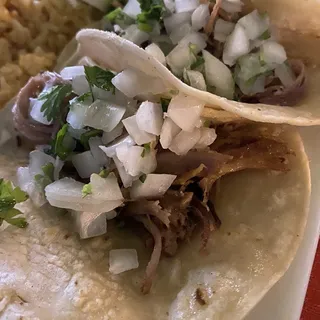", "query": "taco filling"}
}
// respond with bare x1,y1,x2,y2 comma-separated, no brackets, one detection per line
13,62,294,293
100,0,306,105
